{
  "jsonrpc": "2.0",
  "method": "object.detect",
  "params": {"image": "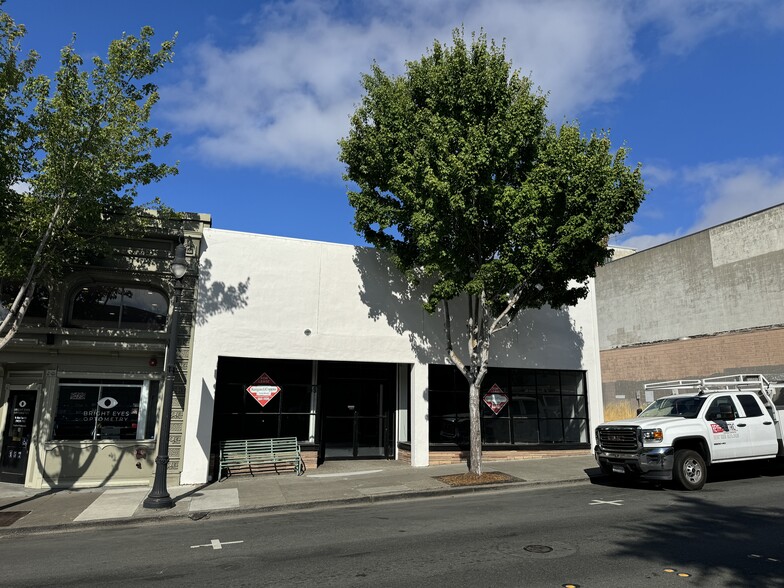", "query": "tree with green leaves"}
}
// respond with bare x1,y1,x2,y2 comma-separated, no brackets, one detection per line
339,30,645,475
0,5,177,350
